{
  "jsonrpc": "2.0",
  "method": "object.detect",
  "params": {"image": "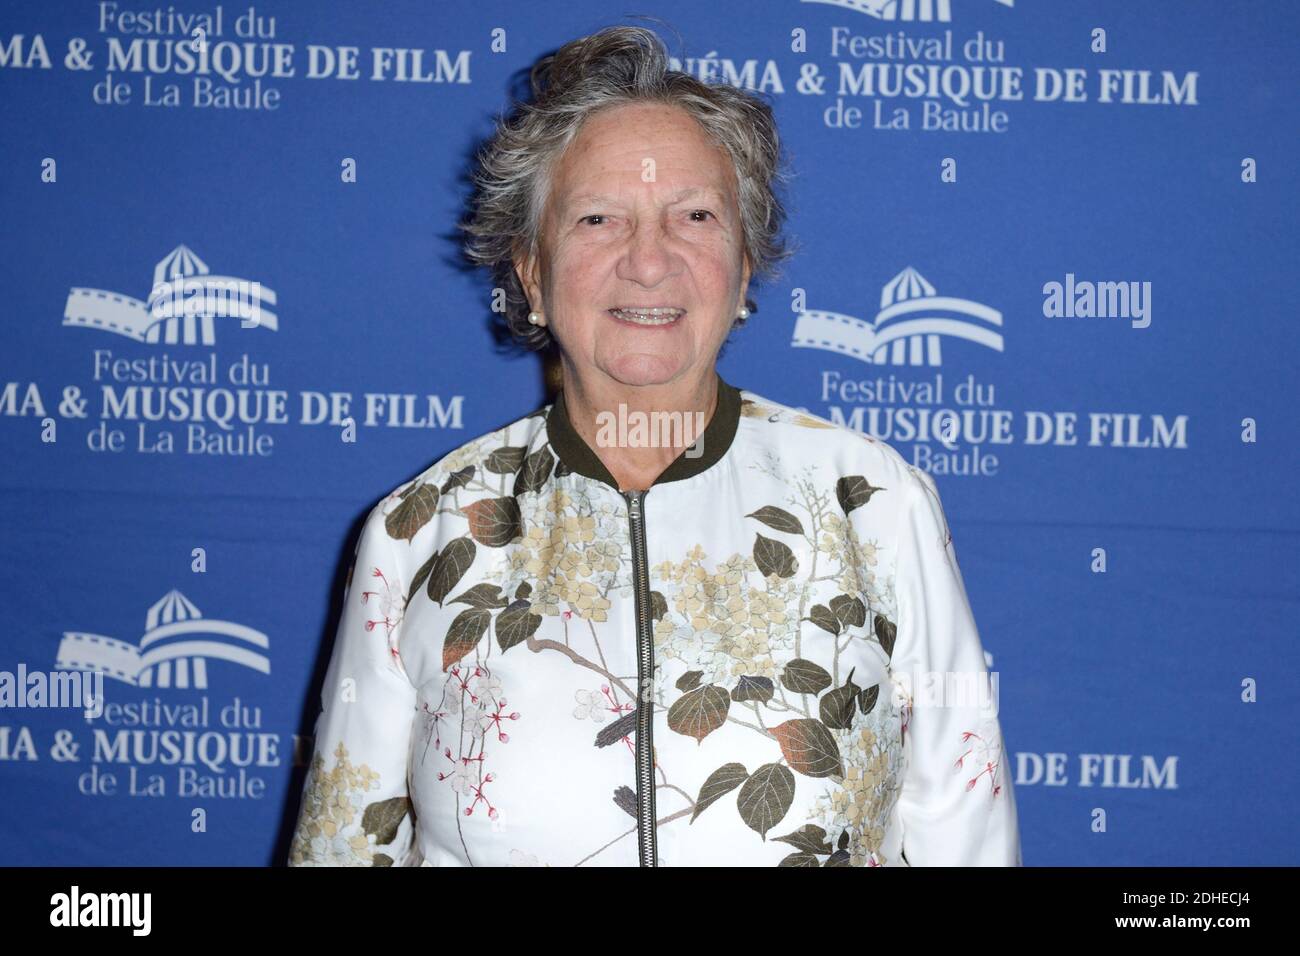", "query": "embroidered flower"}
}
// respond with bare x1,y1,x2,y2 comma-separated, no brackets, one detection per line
572,688,608,723
289,742,391,866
